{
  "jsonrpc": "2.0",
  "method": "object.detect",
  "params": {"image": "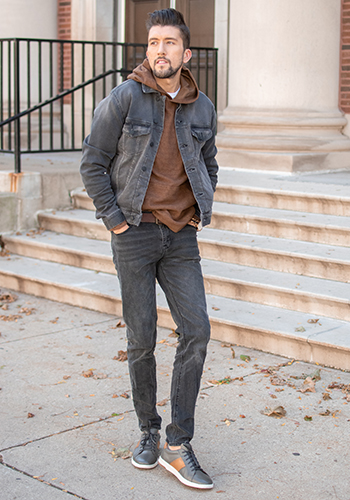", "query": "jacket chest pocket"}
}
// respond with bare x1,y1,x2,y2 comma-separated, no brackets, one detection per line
119,120,151,156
